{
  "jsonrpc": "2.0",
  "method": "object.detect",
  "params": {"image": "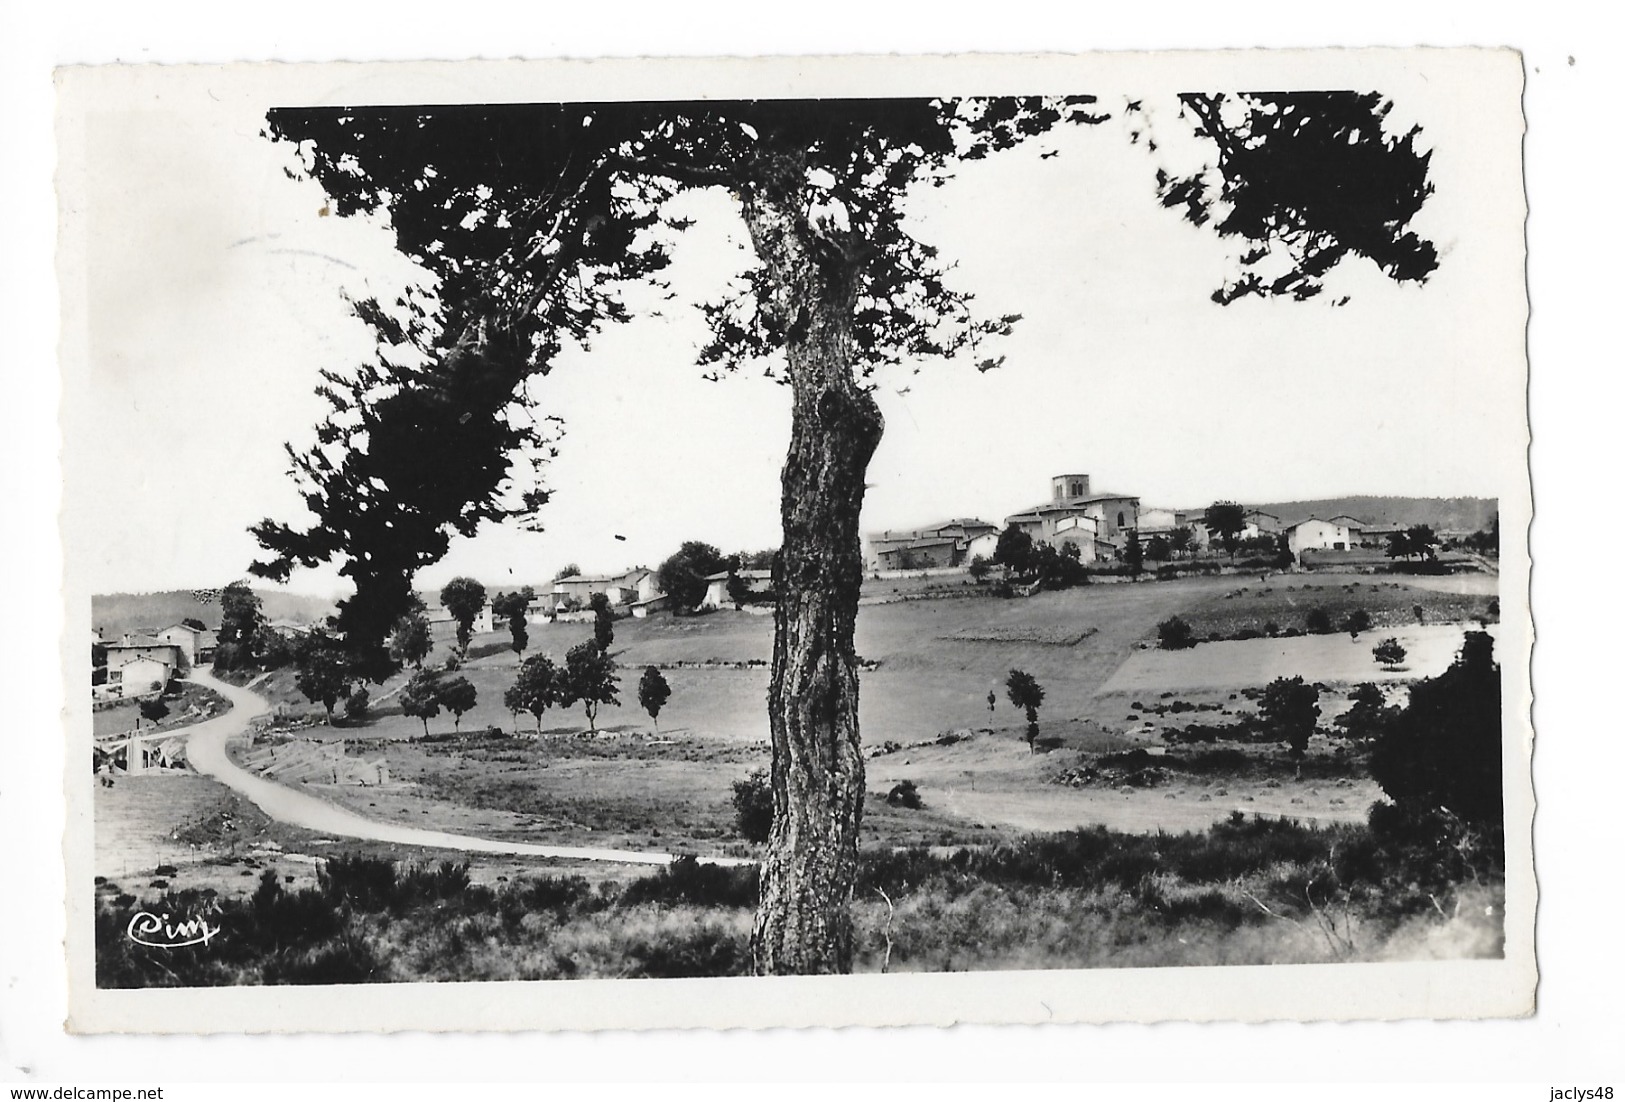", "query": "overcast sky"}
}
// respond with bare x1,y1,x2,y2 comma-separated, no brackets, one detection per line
63,56,1526,597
